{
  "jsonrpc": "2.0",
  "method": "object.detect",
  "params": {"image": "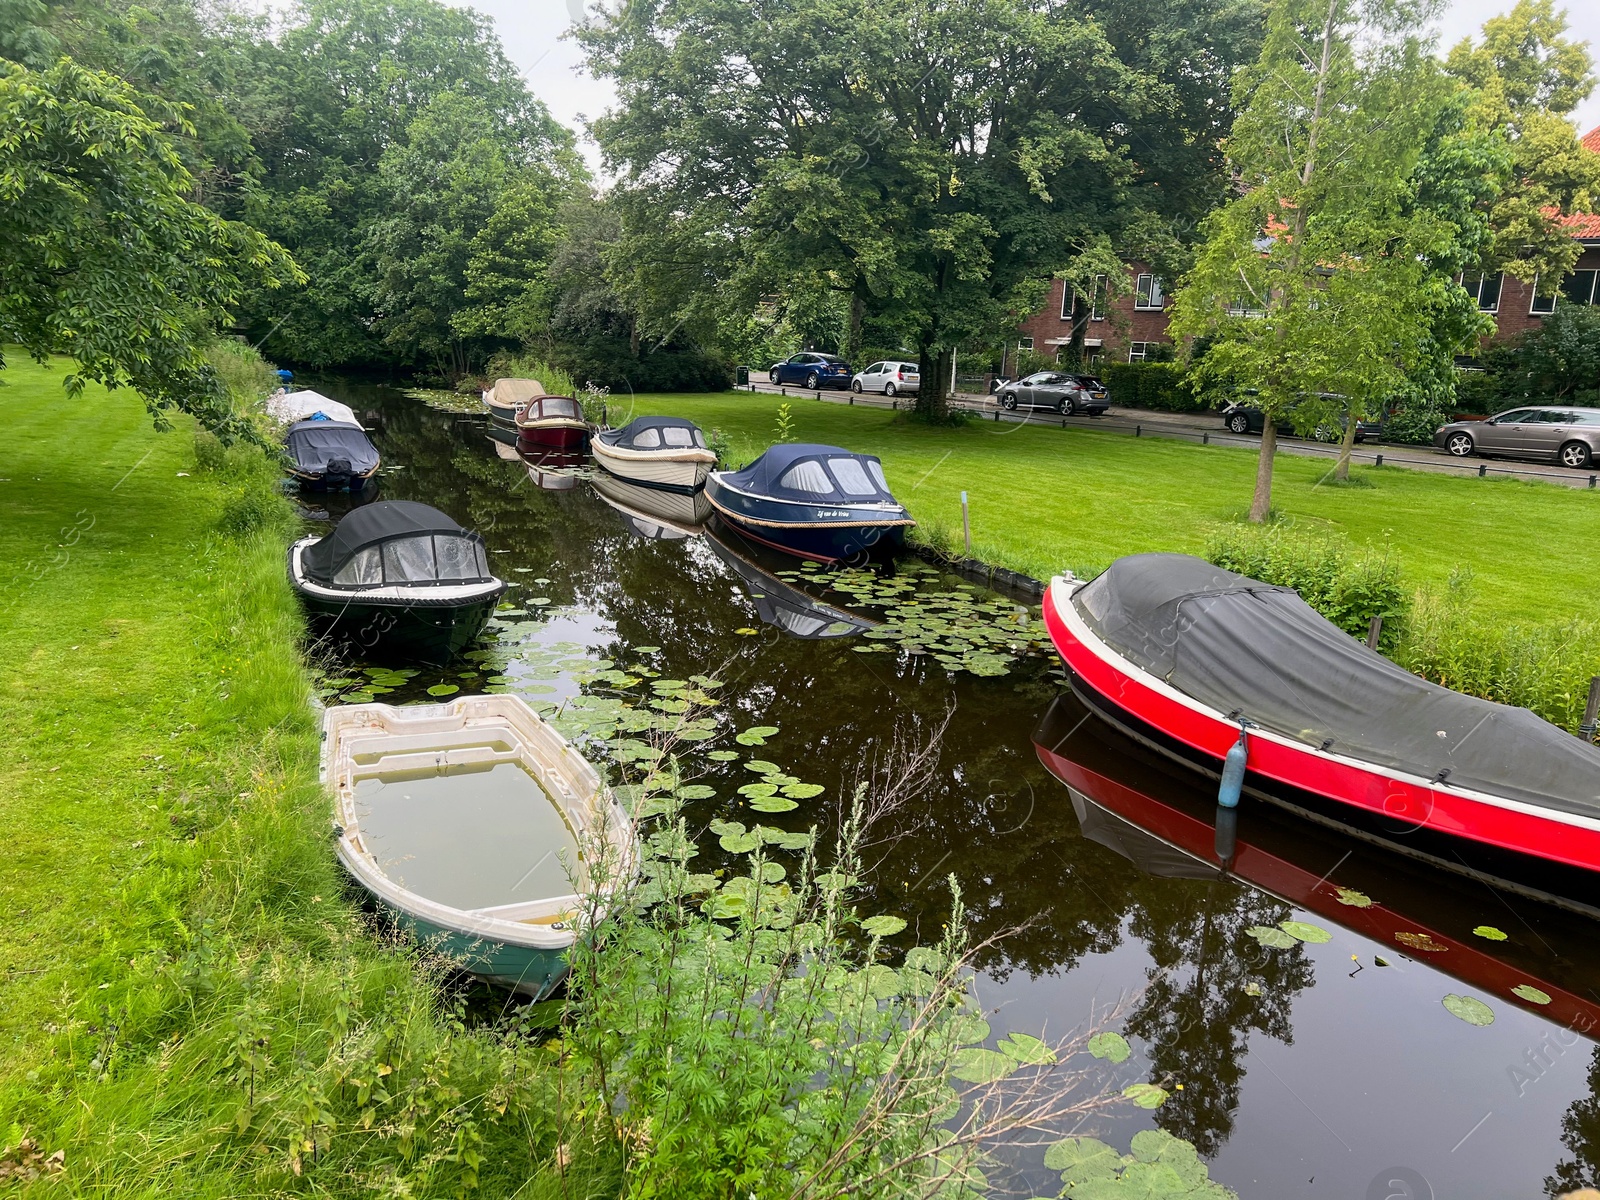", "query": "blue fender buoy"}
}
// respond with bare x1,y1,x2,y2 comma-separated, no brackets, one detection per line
1218,727,1249,809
